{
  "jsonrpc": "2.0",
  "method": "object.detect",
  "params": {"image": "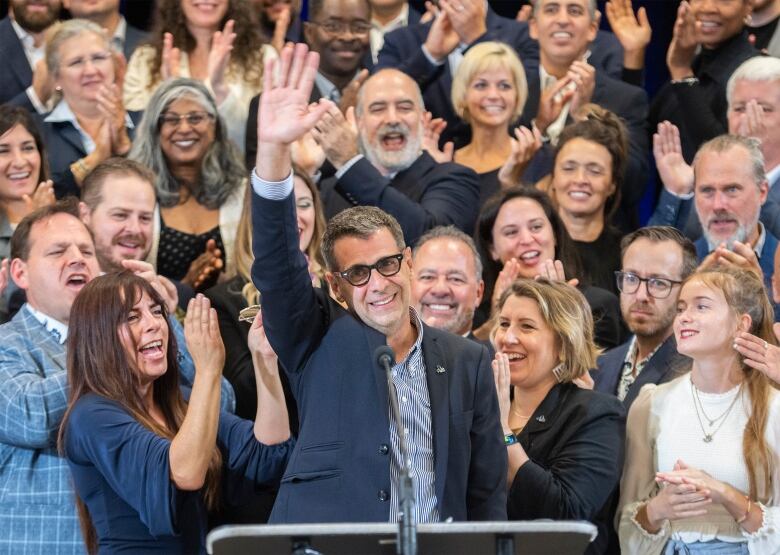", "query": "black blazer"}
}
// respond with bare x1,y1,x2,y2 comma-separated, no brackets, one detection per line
122,22,149,60
509,382,626,555
376,8,539,148
251,188,507,523
37,108,142,198
521,70,649,231
319,152,480,246
0,18,34,106
593,336,691,411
